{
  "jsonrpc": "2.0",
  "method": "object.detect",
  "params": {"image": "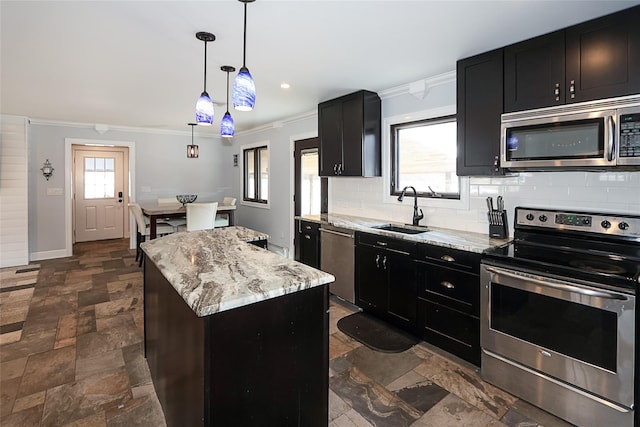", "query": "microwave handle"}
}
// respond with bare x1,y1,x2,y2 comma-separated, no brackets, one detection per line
607,115,615,162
